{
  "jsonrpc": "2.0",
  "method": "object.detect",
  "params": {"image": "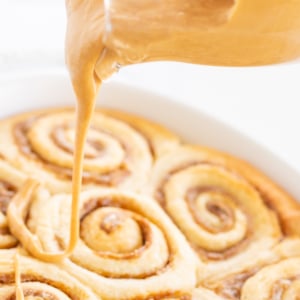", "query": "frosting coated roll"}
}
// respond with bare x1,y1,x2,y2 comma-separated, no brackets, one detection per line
0,108,179,193
0,159,26,249
148,145,300,298
0,249,98,299
9,188,197,299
